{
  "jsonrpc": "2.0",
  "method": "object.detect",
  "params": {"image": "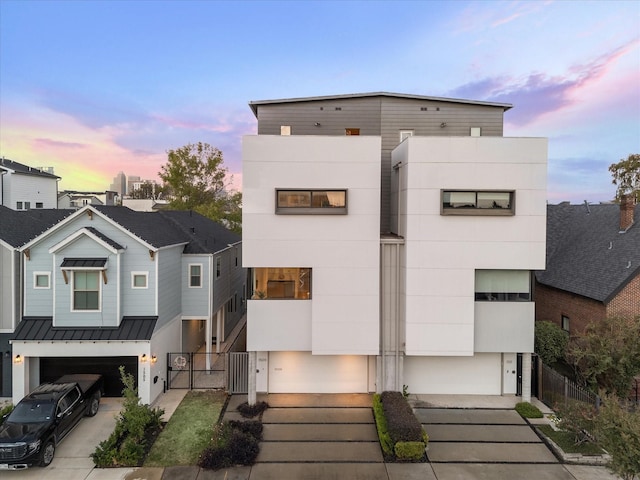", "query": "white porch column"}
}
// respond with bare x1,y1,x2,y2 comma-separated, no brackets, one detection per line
248,351,257,406
205,318,212,371
521,352,532,403
216,310,222,353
